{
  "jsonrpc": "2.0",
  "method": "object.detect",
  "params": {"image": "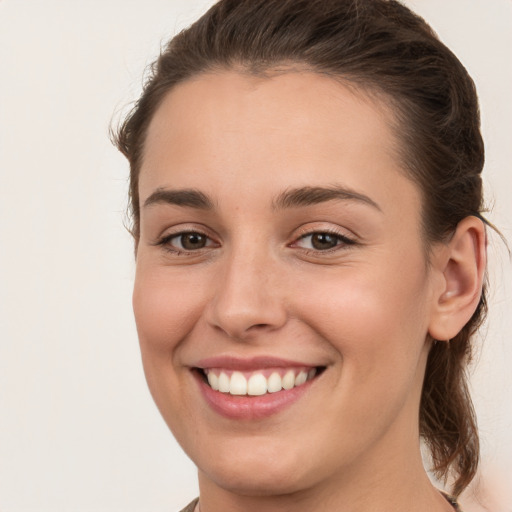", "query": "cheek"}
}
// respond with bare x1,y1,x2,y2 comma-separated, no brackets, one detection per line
292,258,431,368
295,261,431,439
131,264,209,434
132,264,207,354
